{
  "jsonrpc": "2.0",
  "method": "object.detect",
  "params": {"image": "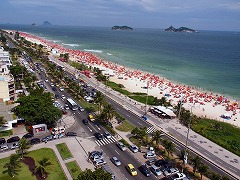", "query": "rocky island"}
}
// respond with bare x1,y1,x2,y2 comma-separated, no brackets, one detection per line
112,26,133,30
42,21,52,26
165,26,198,33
